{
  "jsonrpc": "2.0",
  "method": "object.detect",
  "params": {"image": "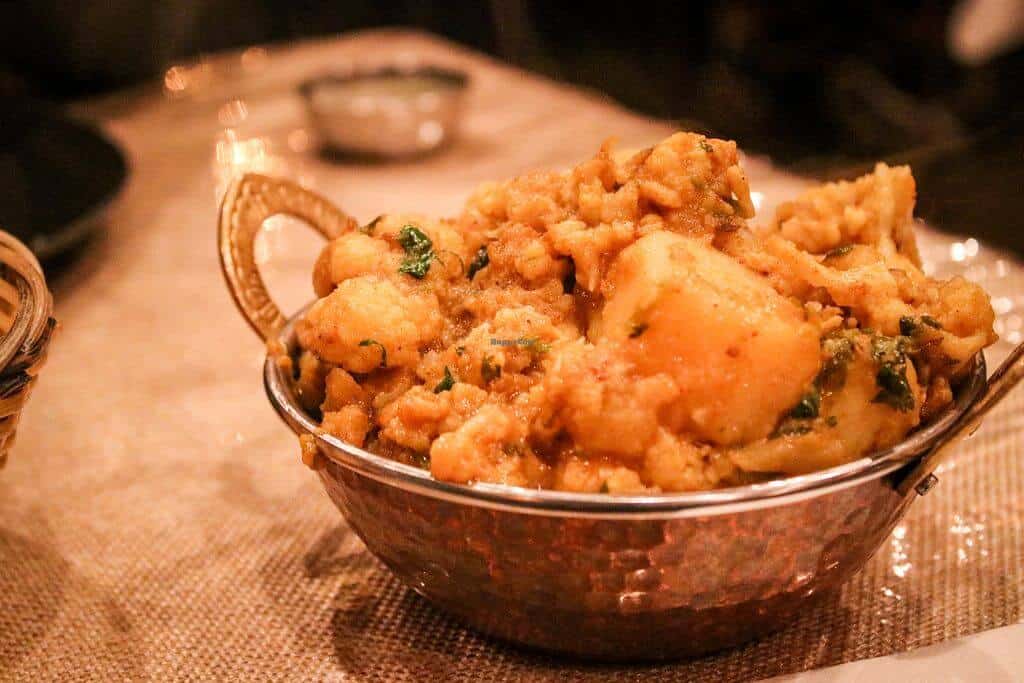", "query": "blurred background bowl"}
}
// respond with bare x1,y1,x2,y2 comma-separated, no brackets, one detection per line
299,66,468,160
